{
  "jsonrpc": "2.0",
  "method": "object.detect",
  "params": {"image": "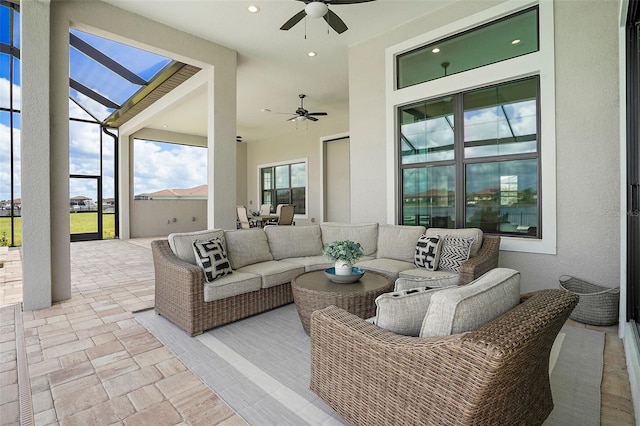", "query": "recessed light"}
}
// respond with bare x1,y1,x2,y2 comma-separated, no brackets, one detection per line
307,51,317,57
432,48,440,53
511,39,521,45
162,125,168,128
247,5,260,13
